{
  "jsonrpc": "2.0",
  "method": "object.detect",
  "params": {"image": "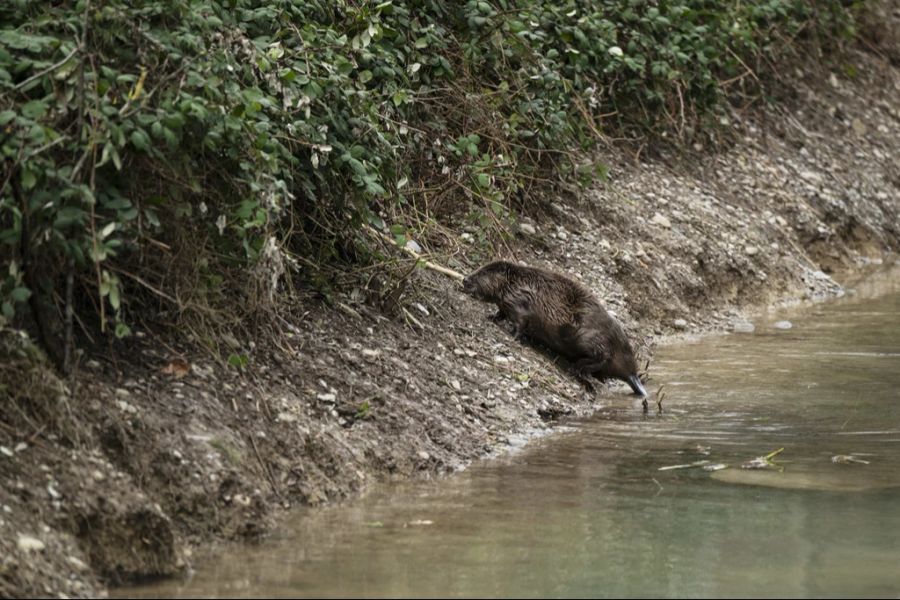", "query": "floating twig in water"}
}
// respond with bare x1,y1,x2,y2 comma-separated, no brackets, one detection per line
831,455,870,465
658,460,710,471
702,463,727,472
742,447,785,470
